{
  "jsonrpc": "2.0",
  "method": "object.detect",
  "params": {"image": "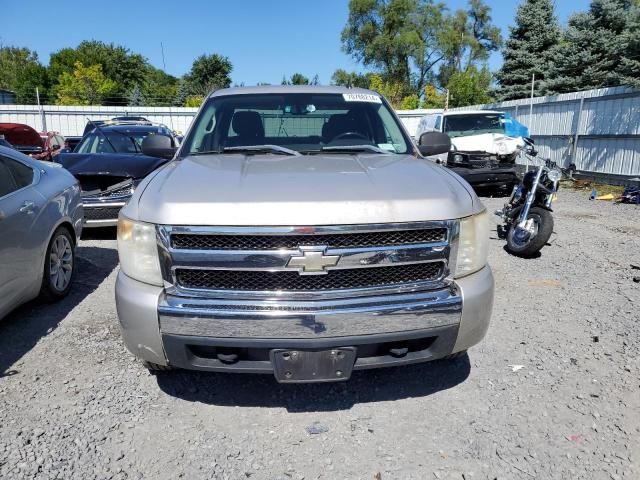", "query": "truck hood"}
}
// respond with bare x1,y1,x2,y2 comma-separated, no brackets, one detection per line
131,153,482,226
451,133,523,155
